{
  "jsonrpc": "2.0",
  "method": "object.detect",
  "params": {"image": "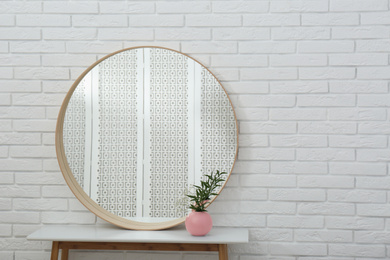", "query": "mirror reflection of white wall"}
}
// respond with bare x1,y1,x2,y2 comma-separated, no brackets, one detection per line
63,48,236,222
